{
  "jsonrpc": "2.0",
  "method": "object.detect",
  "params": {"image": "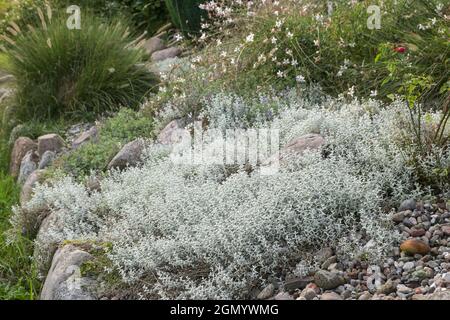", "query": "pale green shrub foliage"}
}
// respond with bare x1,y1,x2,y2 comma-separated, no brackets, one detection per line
21,93,436,299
